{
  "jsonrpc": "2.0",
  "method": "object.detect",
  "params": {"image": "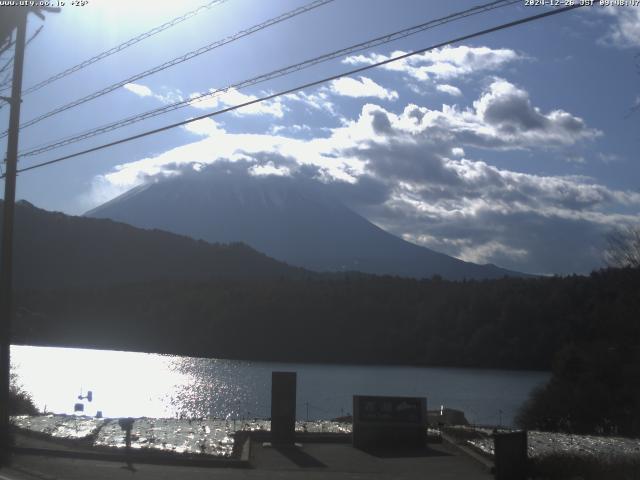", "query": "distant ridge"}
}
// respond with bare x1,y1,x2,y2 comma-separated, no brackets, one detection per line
87,169,526,280
1,199,305,289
